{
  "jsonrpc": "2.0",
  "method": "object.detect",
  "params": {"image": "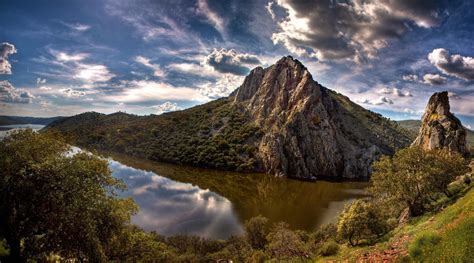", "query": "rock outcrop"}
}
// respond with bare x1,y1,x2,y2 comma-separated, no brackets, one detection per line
48,56,412,181
232,56,411,179
413,91,469,157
